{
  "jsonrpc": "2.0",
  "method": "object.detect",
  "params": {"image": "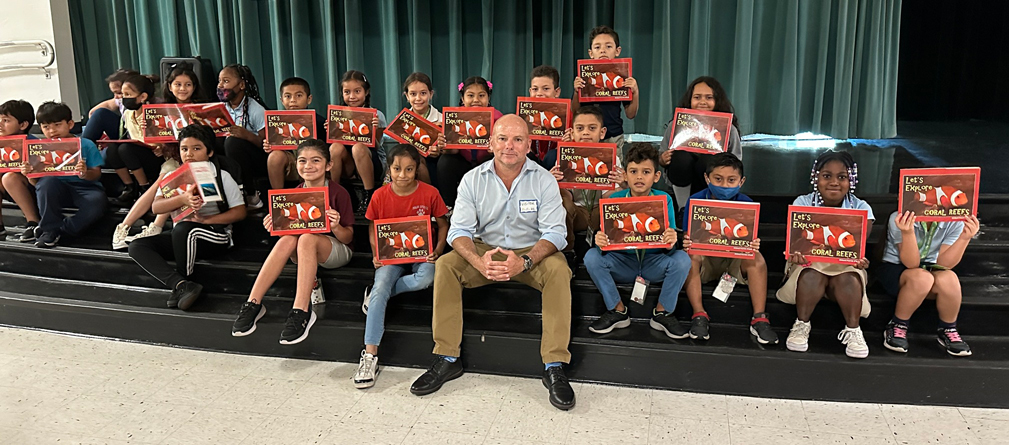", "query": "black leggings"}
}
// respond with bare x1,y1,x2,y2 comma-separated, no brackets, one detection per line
436,153,475,207
128,221,232,289
666,150,714,195
104,143,162,184
224,136,266,196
